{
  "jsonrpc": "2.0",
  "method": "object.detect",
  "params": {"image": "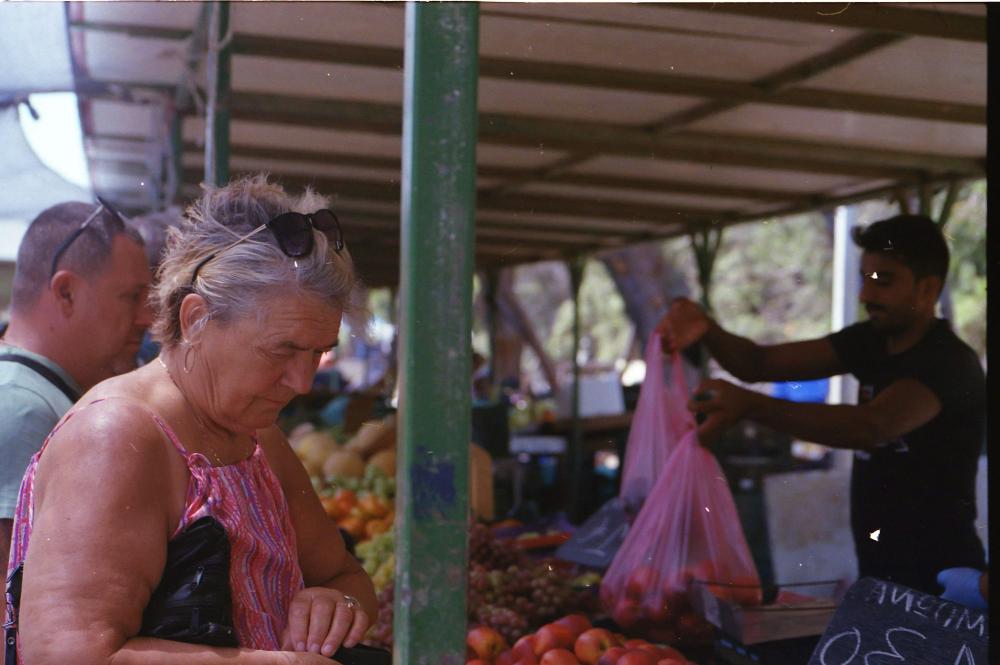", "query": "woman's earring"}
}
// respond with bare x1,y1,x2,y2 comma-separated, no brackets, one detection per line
182,342,196,374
